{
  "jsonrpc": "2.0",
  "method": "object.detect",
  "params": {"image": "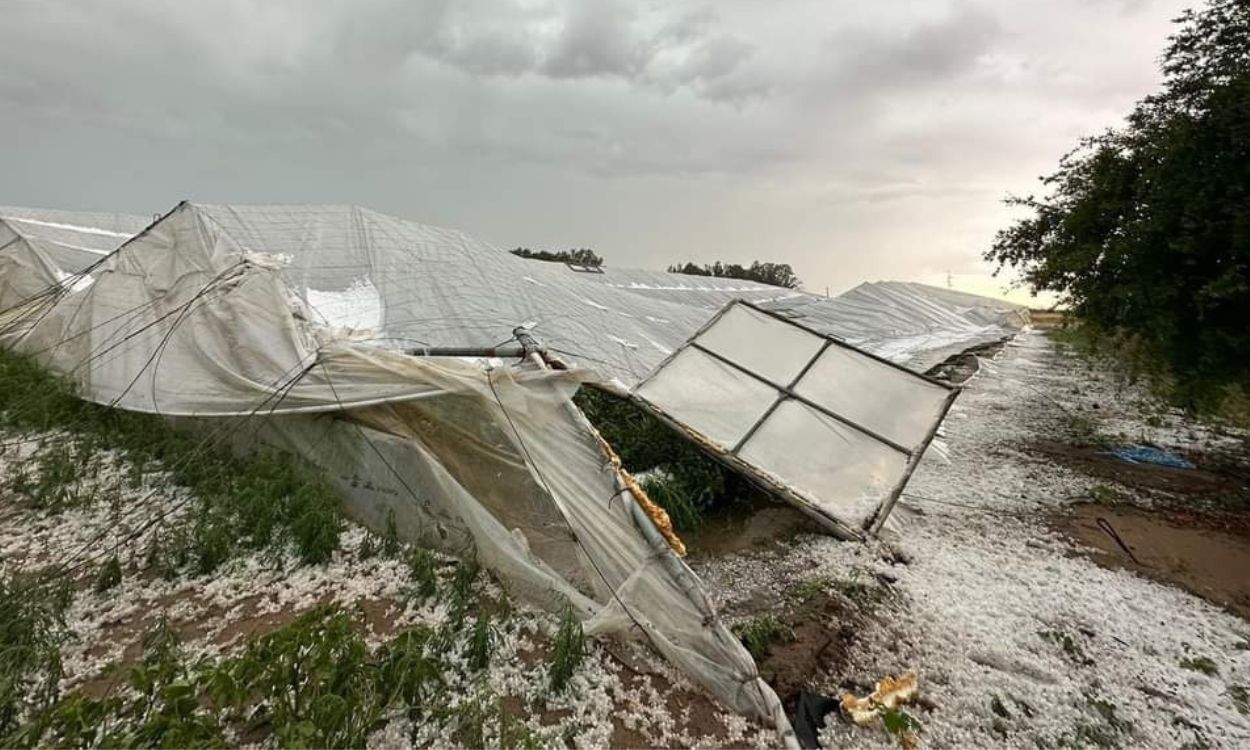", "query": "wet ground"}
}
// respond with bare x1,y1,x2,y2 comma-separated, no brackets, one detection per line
694,330,1250,748
1057,502,1250,620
